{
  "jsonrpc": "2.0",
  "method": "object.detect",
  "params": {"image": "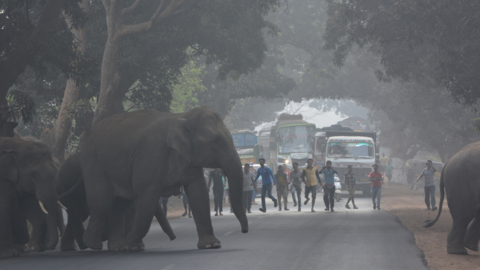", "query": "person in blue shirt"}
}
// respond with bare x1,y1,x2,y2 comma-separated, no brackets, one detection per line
318,160,338,212
254,158,278,212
